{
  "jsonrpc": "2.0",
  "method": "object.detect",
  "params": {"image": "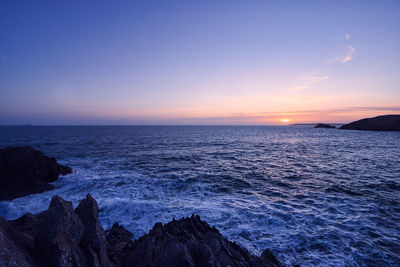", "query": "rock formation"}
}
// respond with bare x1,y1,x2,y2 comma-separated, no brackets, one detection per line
340,115,400,131
125,215,281,267
314,123,336,129
0,146,72,201
0,195,282,267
